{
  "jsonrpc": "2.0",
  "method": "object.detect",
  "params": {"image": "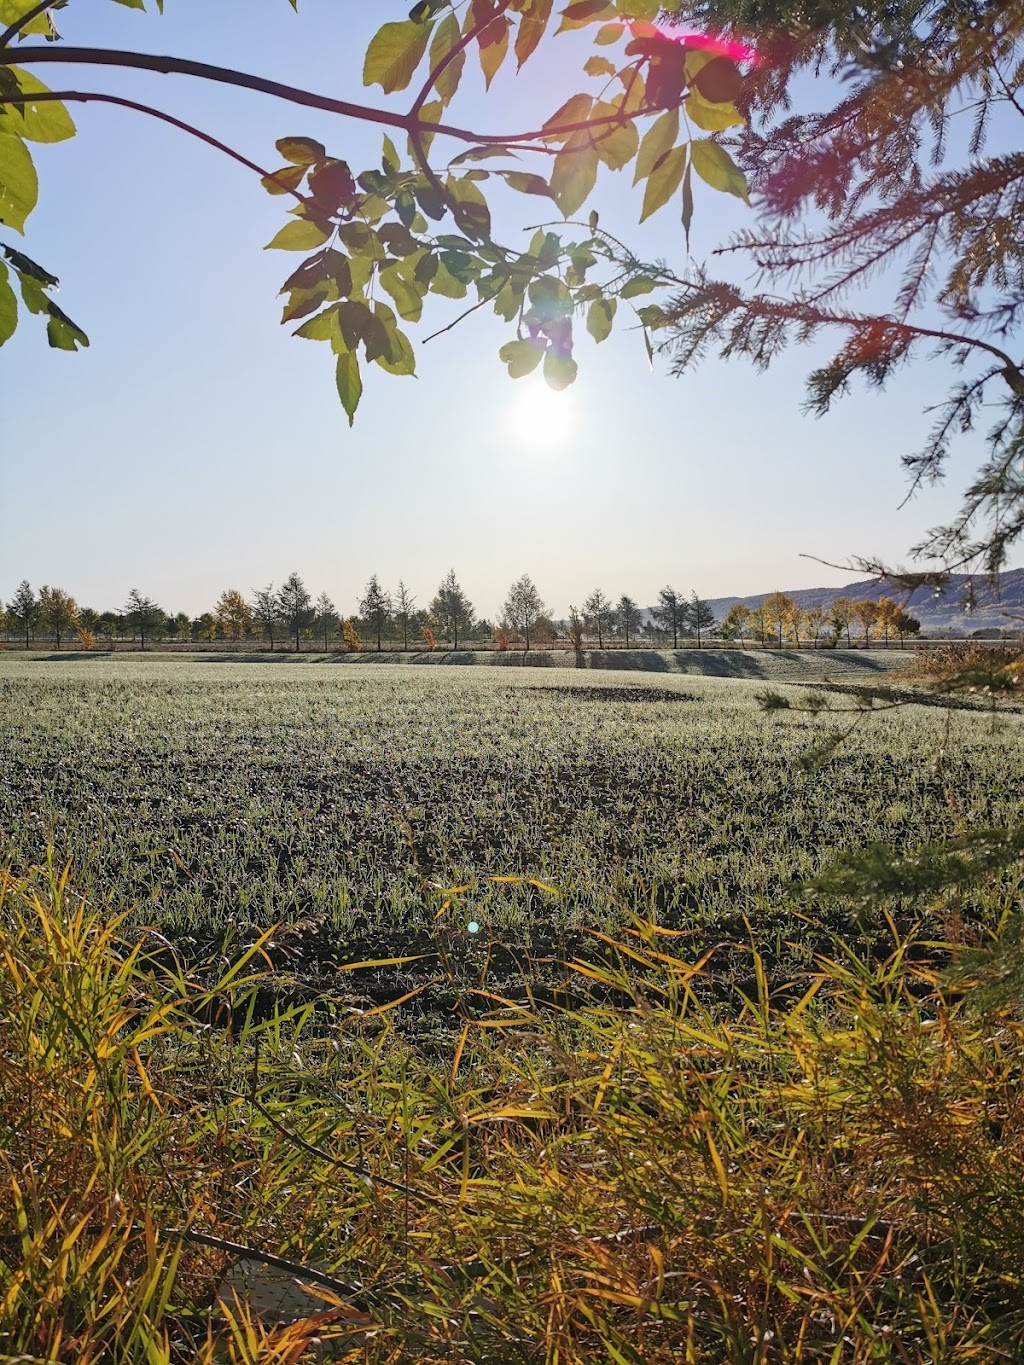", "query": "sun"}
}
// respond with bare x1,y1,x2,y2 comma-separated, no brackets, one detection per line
508,378,577,454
